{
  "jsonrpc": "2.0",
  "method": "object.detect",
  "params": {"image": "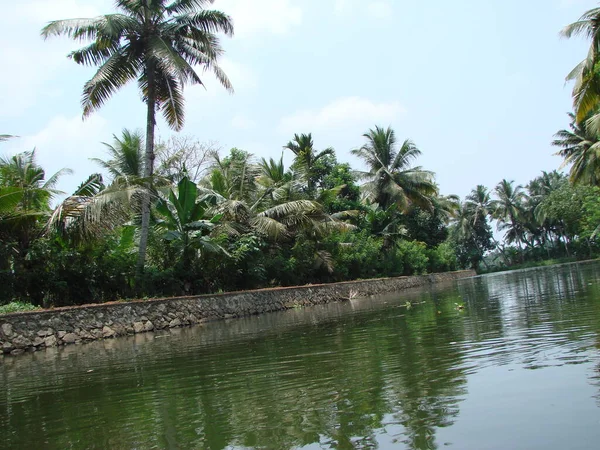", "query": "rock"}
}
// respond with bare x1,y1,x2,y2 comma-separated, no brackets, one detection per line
32,337,45,347
3,342,14,353
10,349,24,356
57,331,67,339
44,335,57,347
62,333,77,344
144,321,154,332
133,322,145,333
169,318,181,328
12,335,32,349
91,329,103,339
102,326,115,338
79,330,94,340
1,323,14,338
155,319,168,330
37,328,54,337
